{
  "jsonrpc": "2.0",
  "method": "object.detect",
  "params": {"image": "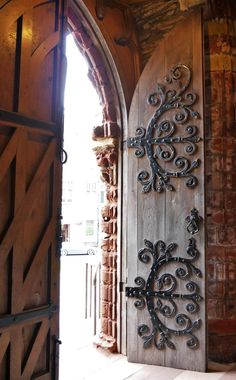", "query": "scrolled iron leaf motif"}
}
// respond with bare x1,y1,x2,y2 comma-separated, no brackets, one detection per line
127,64,202,193
126,238,203,351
